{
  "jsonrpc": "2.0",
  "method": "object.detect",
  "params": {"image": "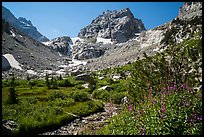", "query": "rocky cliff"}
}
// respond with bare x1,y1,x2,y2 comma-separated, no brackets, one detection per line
2,6,49,42
42,36,72,56
178,2,202,20
78,8,146,43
